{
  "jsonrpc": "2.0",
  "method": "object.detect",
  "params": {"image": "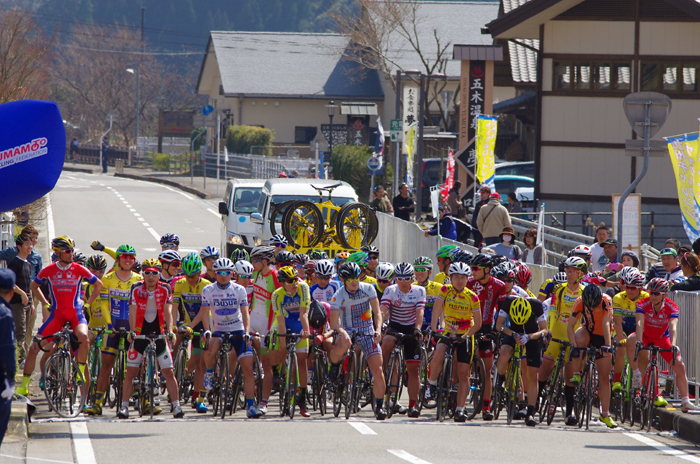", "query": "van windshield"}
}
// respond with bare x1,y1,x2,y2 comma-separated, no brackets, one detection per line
232,187,263,213
266,195,354,220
